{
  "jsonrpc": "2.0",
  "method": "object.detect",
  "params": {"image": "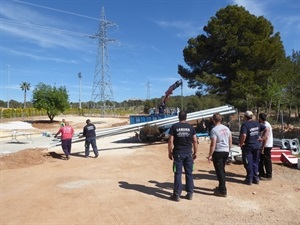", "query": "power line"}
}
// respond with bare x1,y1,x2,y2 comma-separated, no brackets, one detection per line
12,0,99,20
0,19,91,37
